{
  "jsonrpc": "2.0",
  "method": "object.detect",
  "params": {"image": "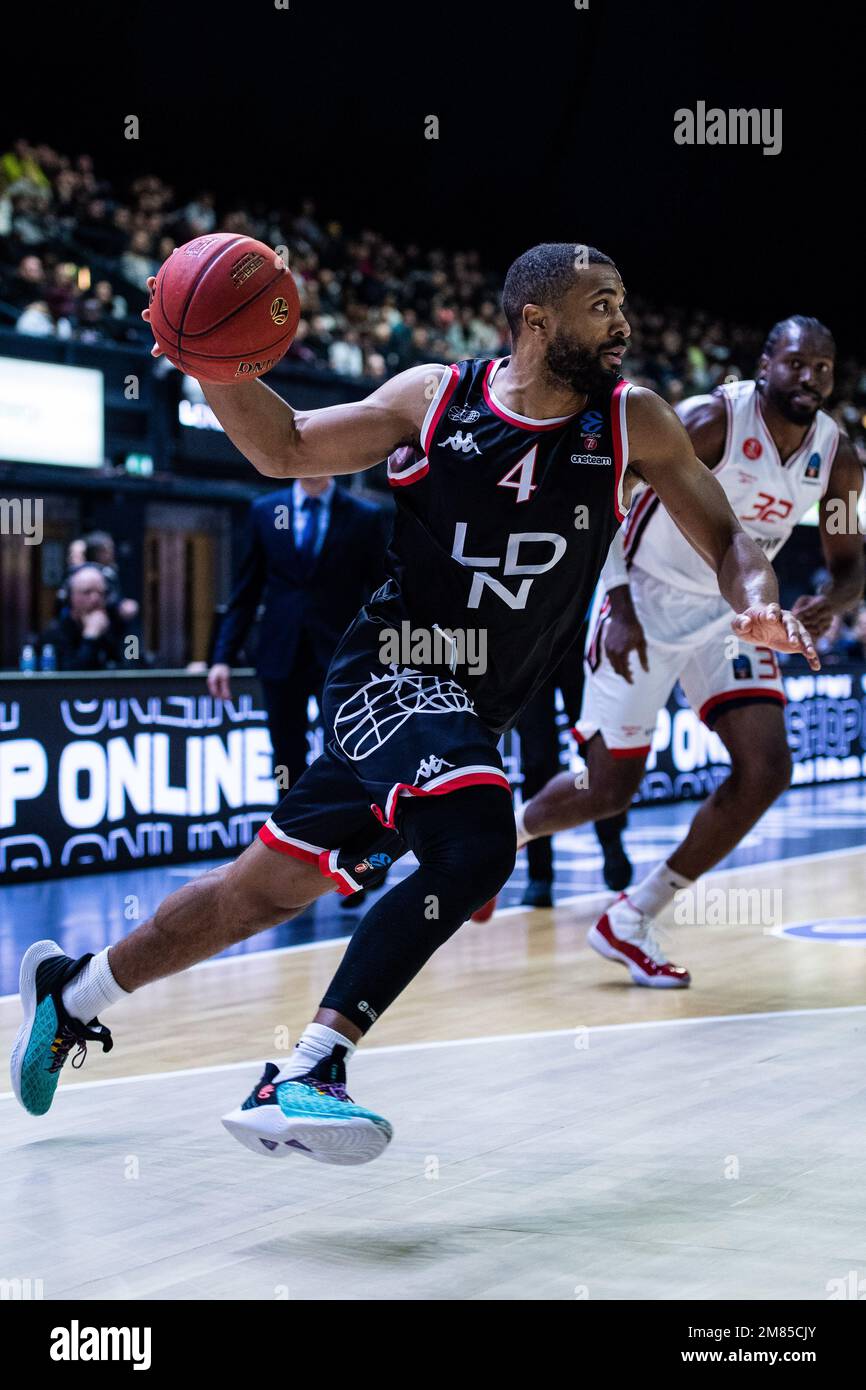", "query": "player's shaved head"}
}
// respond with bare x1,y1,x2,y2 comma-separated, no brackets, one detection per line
502,242,617,340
